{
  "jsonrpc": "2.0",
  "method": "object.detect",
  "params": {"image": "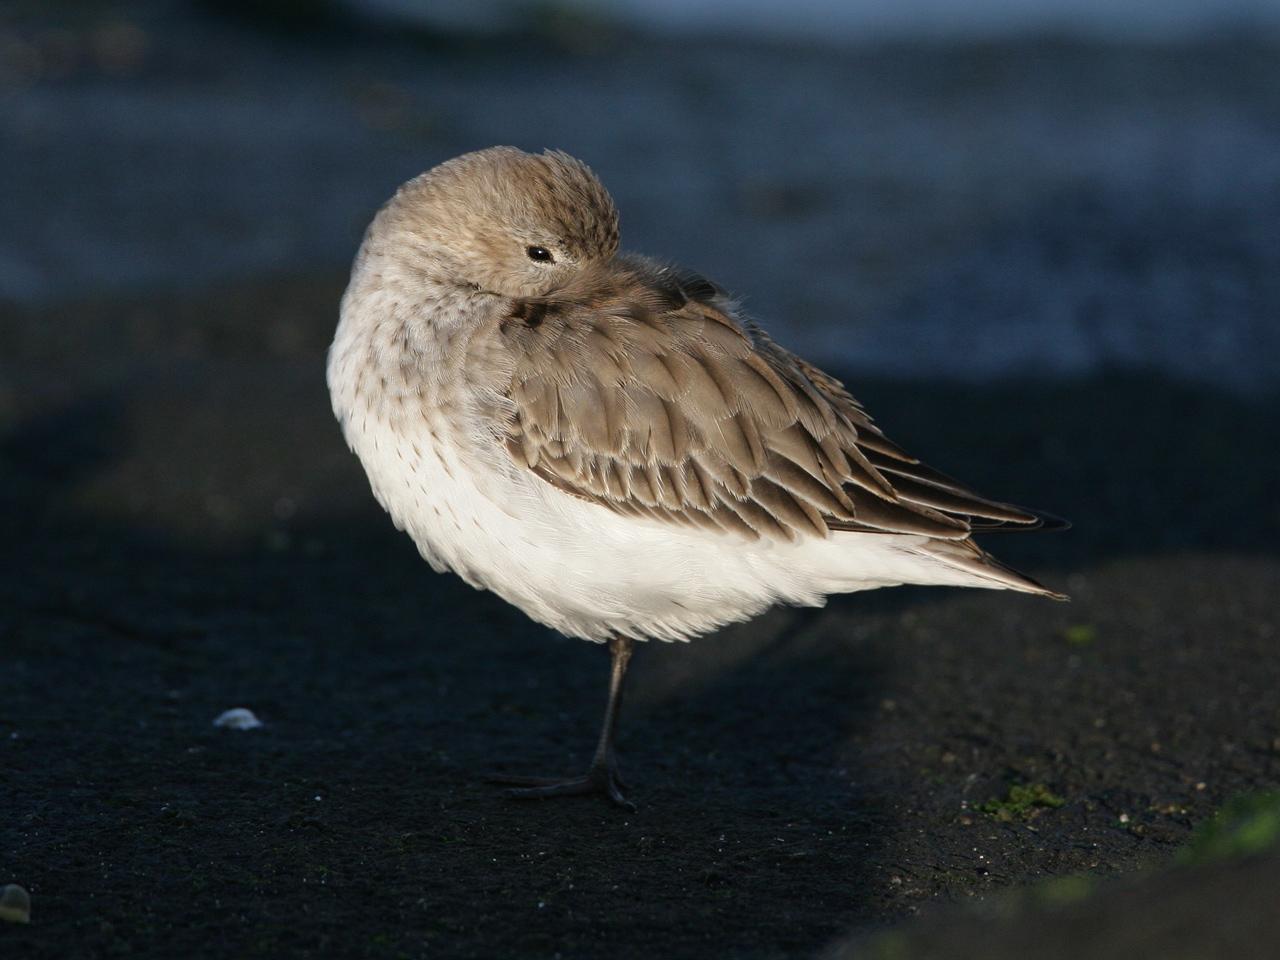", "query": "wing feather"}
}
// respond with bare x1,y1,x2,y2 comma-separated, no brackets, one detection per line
493,257,1062,546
